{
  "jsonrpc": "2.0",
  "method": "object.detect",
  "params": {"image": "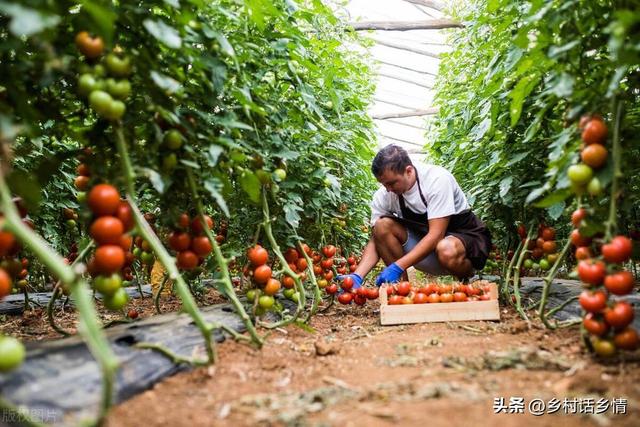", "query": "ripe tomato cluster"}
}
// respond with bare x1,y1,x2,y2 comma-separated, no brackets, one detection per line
0,198,32,300
567,116,608,196
85,184,134,311
245,244,281,310
335,279,378,306
75,32,132,121
519,224,558,272
167,213,215,271
575,226,638,356
385,281,493,305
